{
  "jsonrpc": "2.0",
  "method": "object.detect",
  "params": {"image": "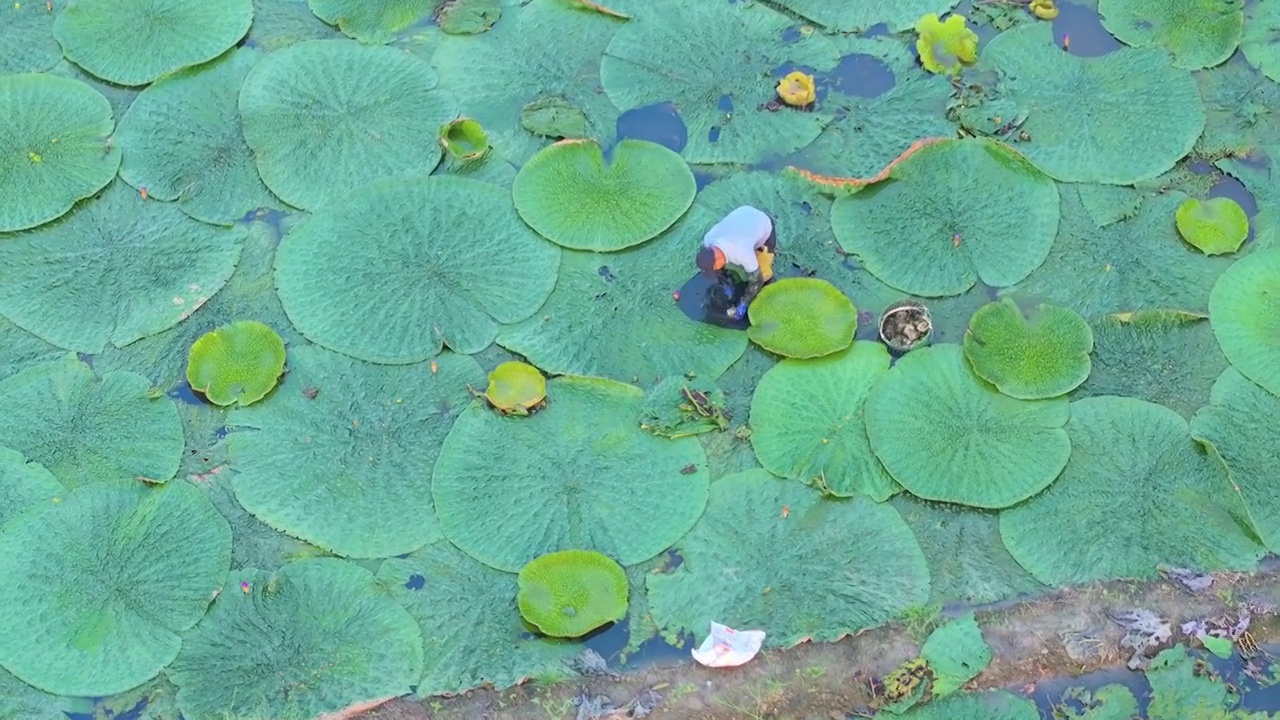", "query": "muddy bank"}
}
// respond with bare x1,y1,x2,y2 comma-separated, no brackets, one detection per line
353,562,1280,720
